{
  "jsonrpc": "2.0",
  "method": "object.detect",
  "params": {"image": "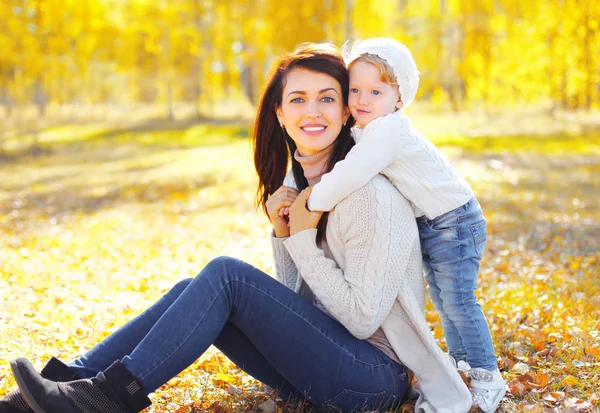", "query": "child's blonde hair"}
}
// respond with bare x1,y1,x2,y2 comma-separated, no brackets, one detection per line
343,38,420,109
348,53,399,89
